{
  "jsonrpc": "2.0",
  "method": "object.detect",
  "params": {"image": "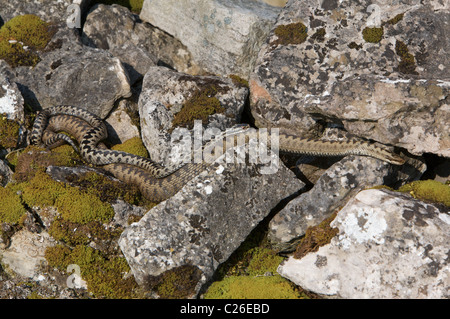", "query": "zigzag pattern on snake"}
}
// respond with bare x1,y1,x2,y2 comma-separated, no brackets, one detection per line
30,105,405,201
